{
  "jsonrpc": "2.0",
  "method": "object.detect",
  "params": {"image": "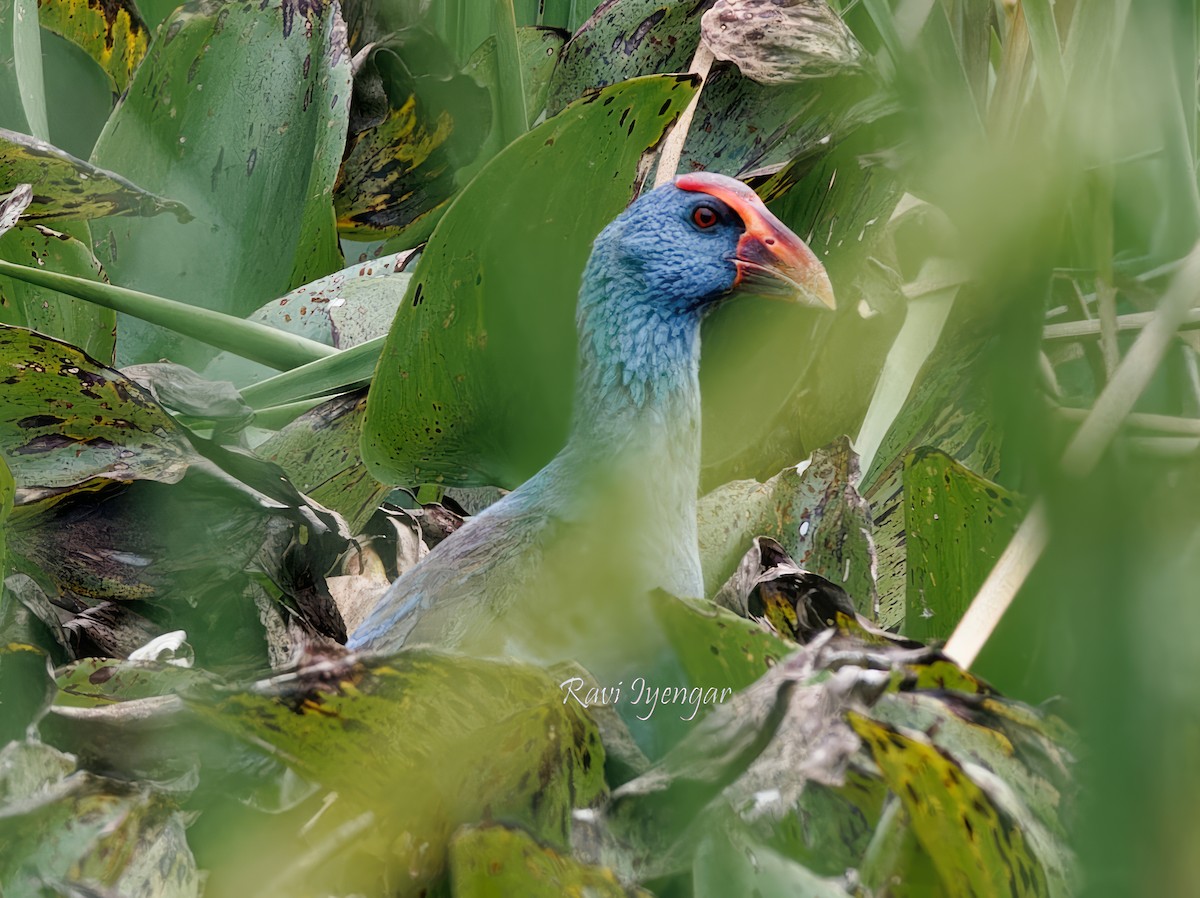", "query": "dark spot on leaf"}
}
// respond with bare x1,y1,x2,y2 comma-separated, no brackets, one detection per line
13,433,83,454
88,665,116,685
16,414,65,428
246,149,257,177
